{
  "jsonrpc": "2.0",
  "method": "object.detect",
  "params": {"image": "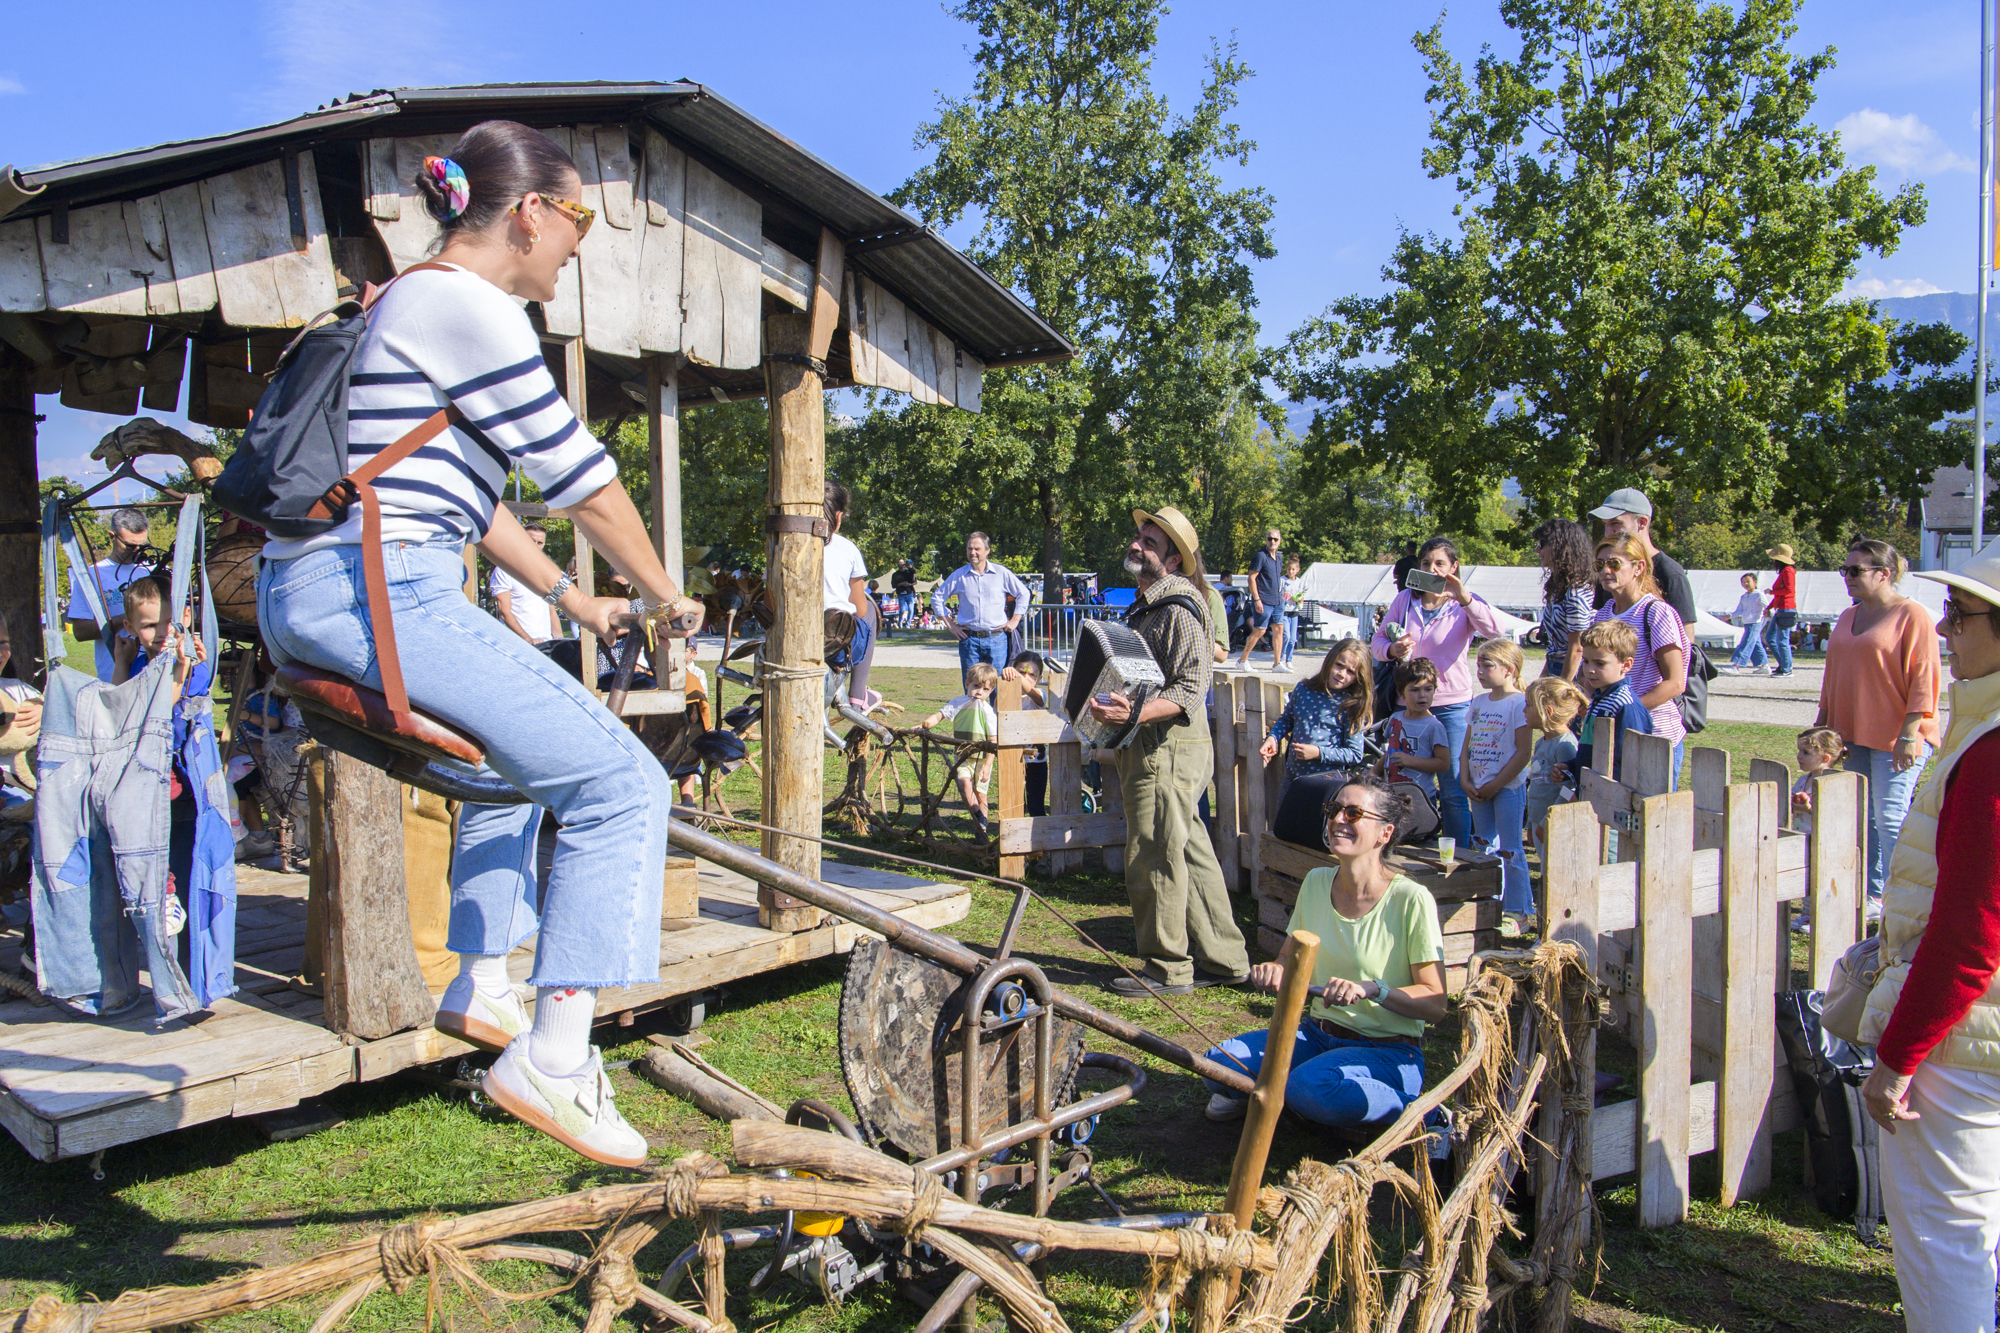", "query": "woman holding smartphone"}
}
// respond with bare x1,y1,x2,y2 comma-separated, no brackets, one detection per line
1369,536,1506,841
